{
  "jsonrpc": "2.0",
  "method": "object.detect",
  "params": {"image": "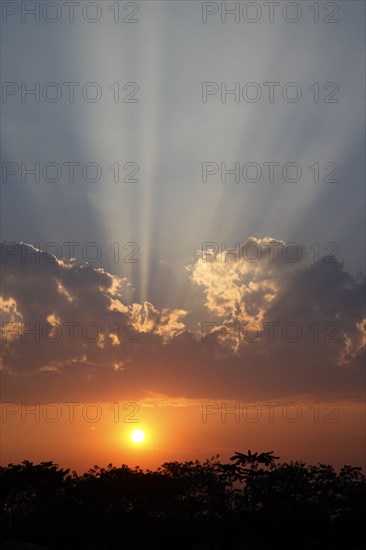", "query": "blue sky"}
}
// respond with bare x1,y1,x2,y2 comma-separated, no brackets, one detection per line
2,1,365,311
